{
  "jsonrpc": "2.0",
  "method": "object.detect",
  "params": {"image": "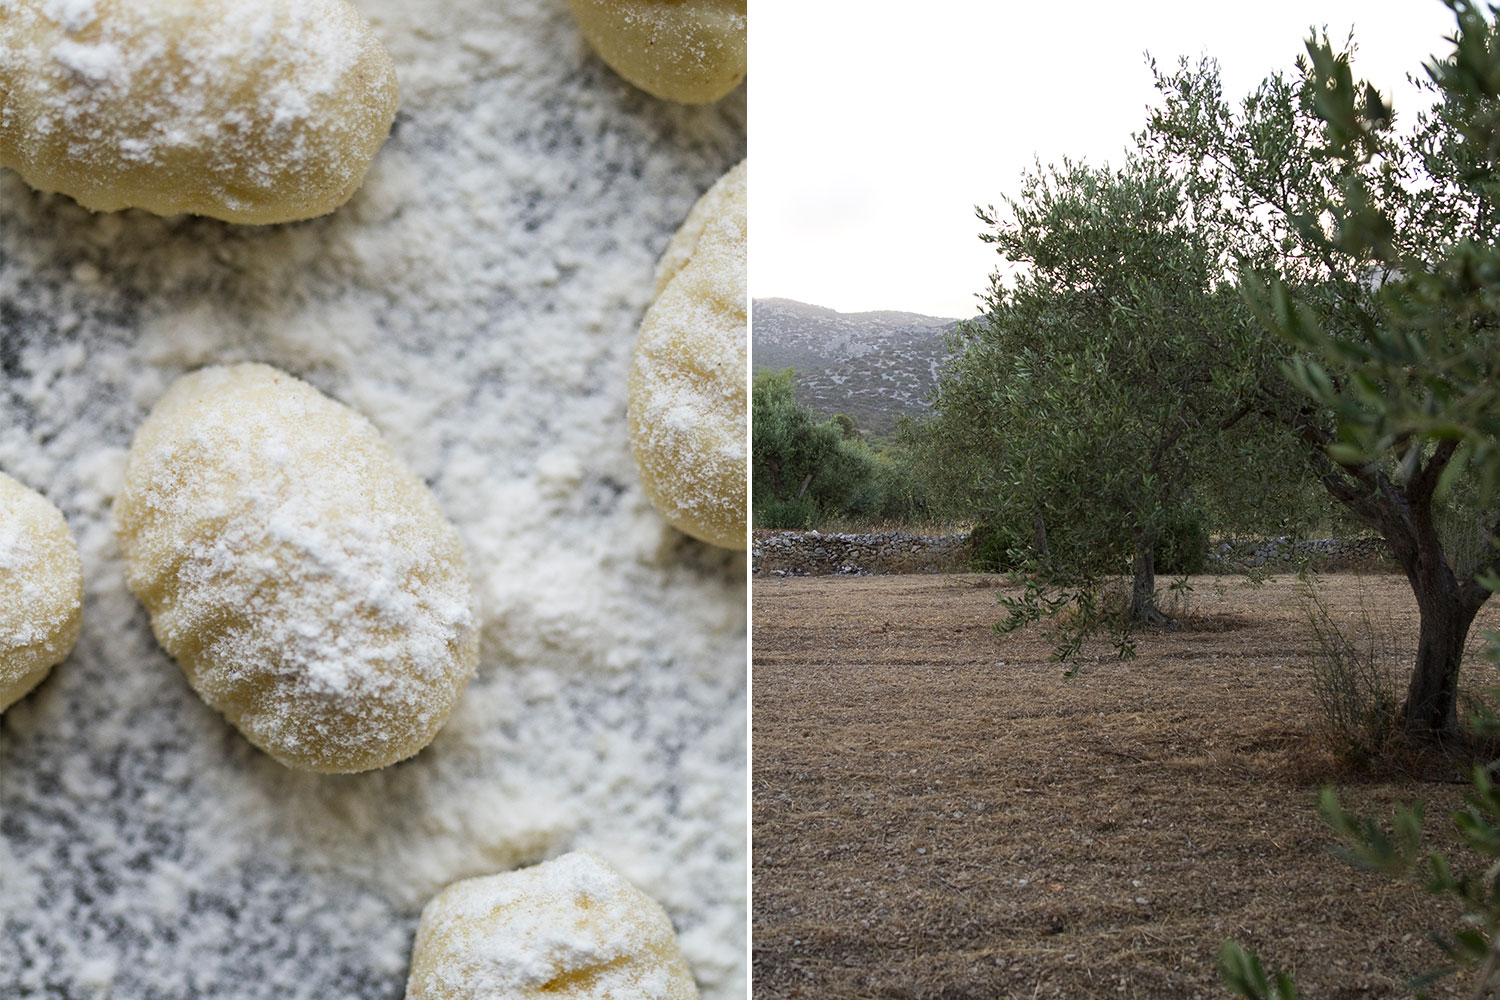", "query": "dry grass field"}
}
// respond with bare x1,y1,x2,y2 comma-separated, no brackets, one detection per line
752,572,1500,999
